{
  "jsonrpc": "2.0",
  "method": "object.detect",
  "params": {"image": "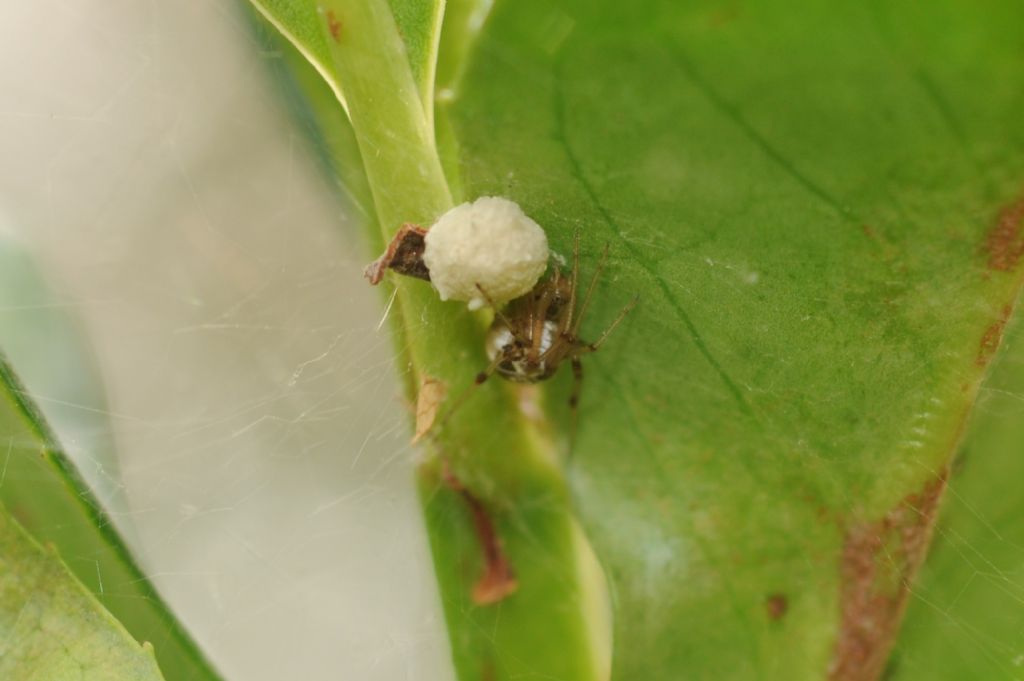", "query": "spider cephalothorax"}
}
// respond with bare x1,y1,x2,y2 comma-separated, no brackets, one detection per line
484,276,571,383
